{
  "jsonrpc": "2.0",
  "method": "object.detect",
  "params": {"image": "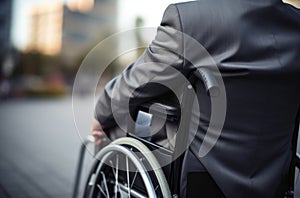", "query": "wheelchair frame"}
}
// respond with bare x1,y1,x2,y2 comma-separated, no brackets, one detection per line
76,82,195,198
